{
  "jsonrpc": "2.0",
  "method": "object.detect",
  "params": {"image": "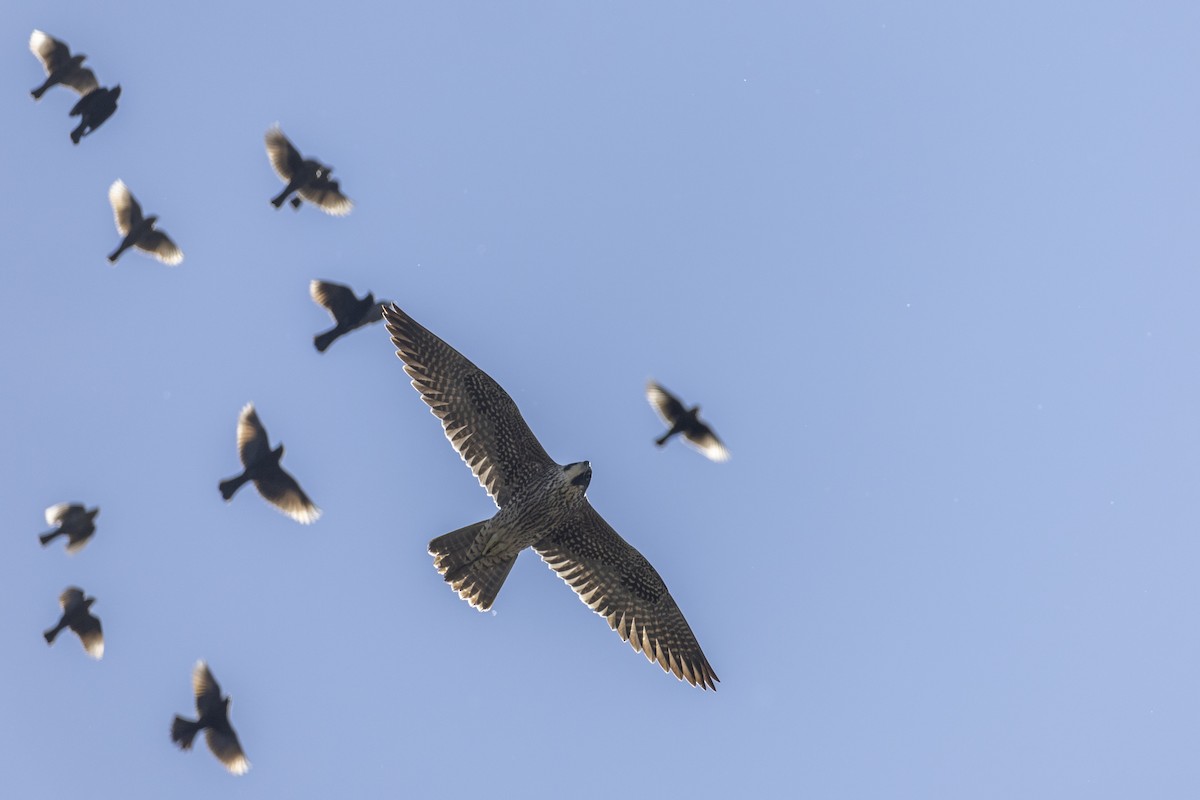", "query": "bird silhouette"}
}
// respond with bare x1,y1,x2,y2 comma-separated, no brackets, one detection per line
219,403,320,524
69,85,120,143
264,126,352,215
43,587,104,659
310,280,389,352
385,304,718,689
646,381,729,462
29,30,97,100
171,661,250,775
39,503,99,553
106,180,183,266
